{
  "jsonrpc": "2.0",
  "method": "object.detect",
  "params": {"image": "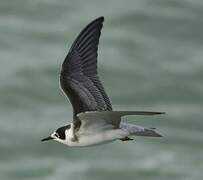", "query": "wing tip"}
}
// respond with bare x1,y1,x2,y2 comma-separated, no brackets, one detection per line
118,111,166,116
90,16,104,25
96,16,104,22
94,17,104,27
